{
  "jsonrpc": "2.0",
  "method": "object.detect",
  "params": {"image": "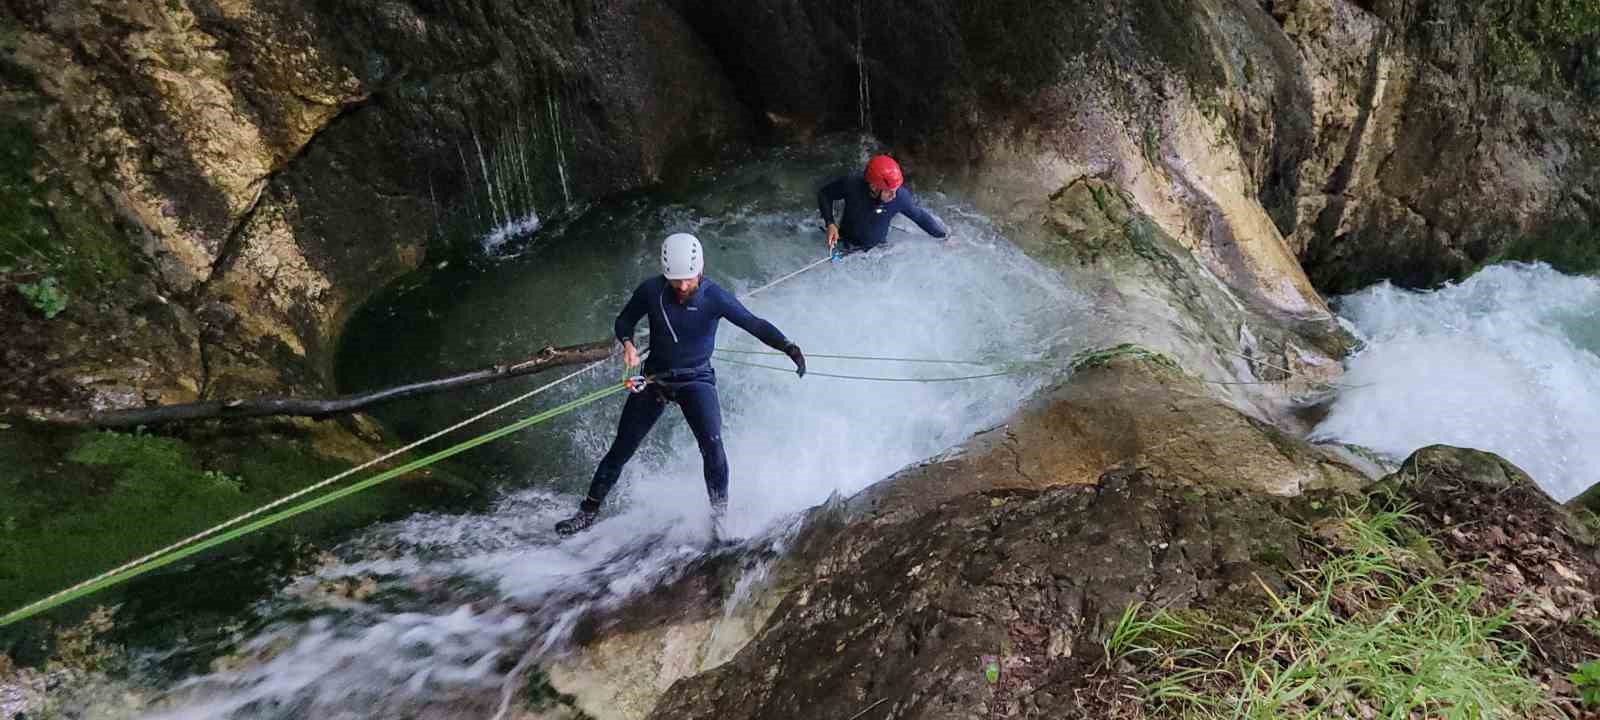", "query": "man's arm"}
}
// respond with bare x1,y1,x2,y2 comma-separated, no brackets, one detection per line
816,177,848,227
897,189,949,239
613,283,649,365
717,286,805,376
718,288,789,350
